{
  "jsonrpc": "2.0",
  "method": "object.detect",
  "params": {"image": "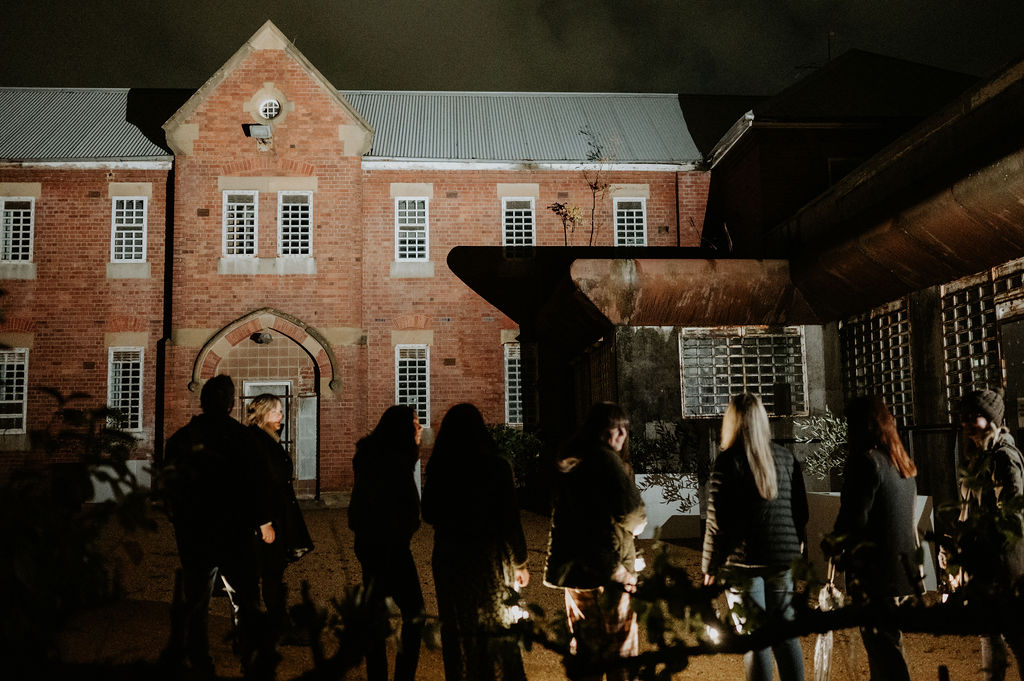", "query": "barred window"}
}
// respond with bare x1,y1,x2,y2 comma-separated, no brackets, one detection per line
278,192,312,256
940,266,1024,419
505,343,523,425
0,348,28,432
840,300,915,426
395,198,428,261
396,345,429,425
679,327,807,417
223,191,257,256
111,197,147,262
2,198,34,262
614,198,646,246
503,198,535,247
108,348,143,431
